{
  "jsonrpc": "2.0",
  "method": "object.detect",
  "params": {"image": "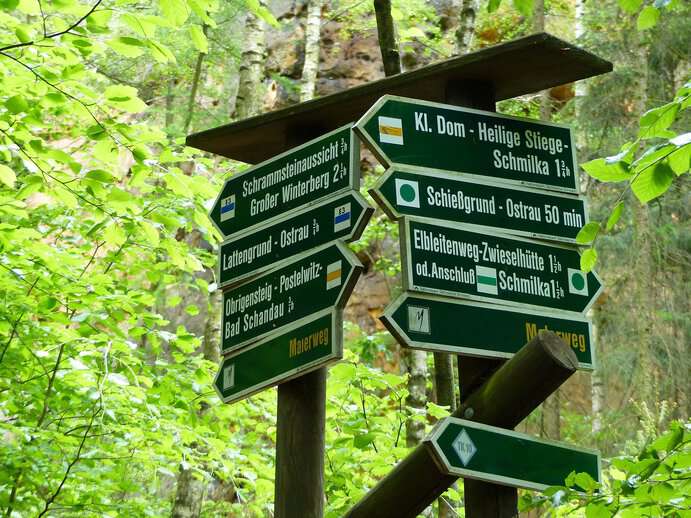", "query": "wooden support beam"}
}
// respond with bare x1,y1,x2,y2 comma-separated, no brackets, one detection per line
345,330,579,518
